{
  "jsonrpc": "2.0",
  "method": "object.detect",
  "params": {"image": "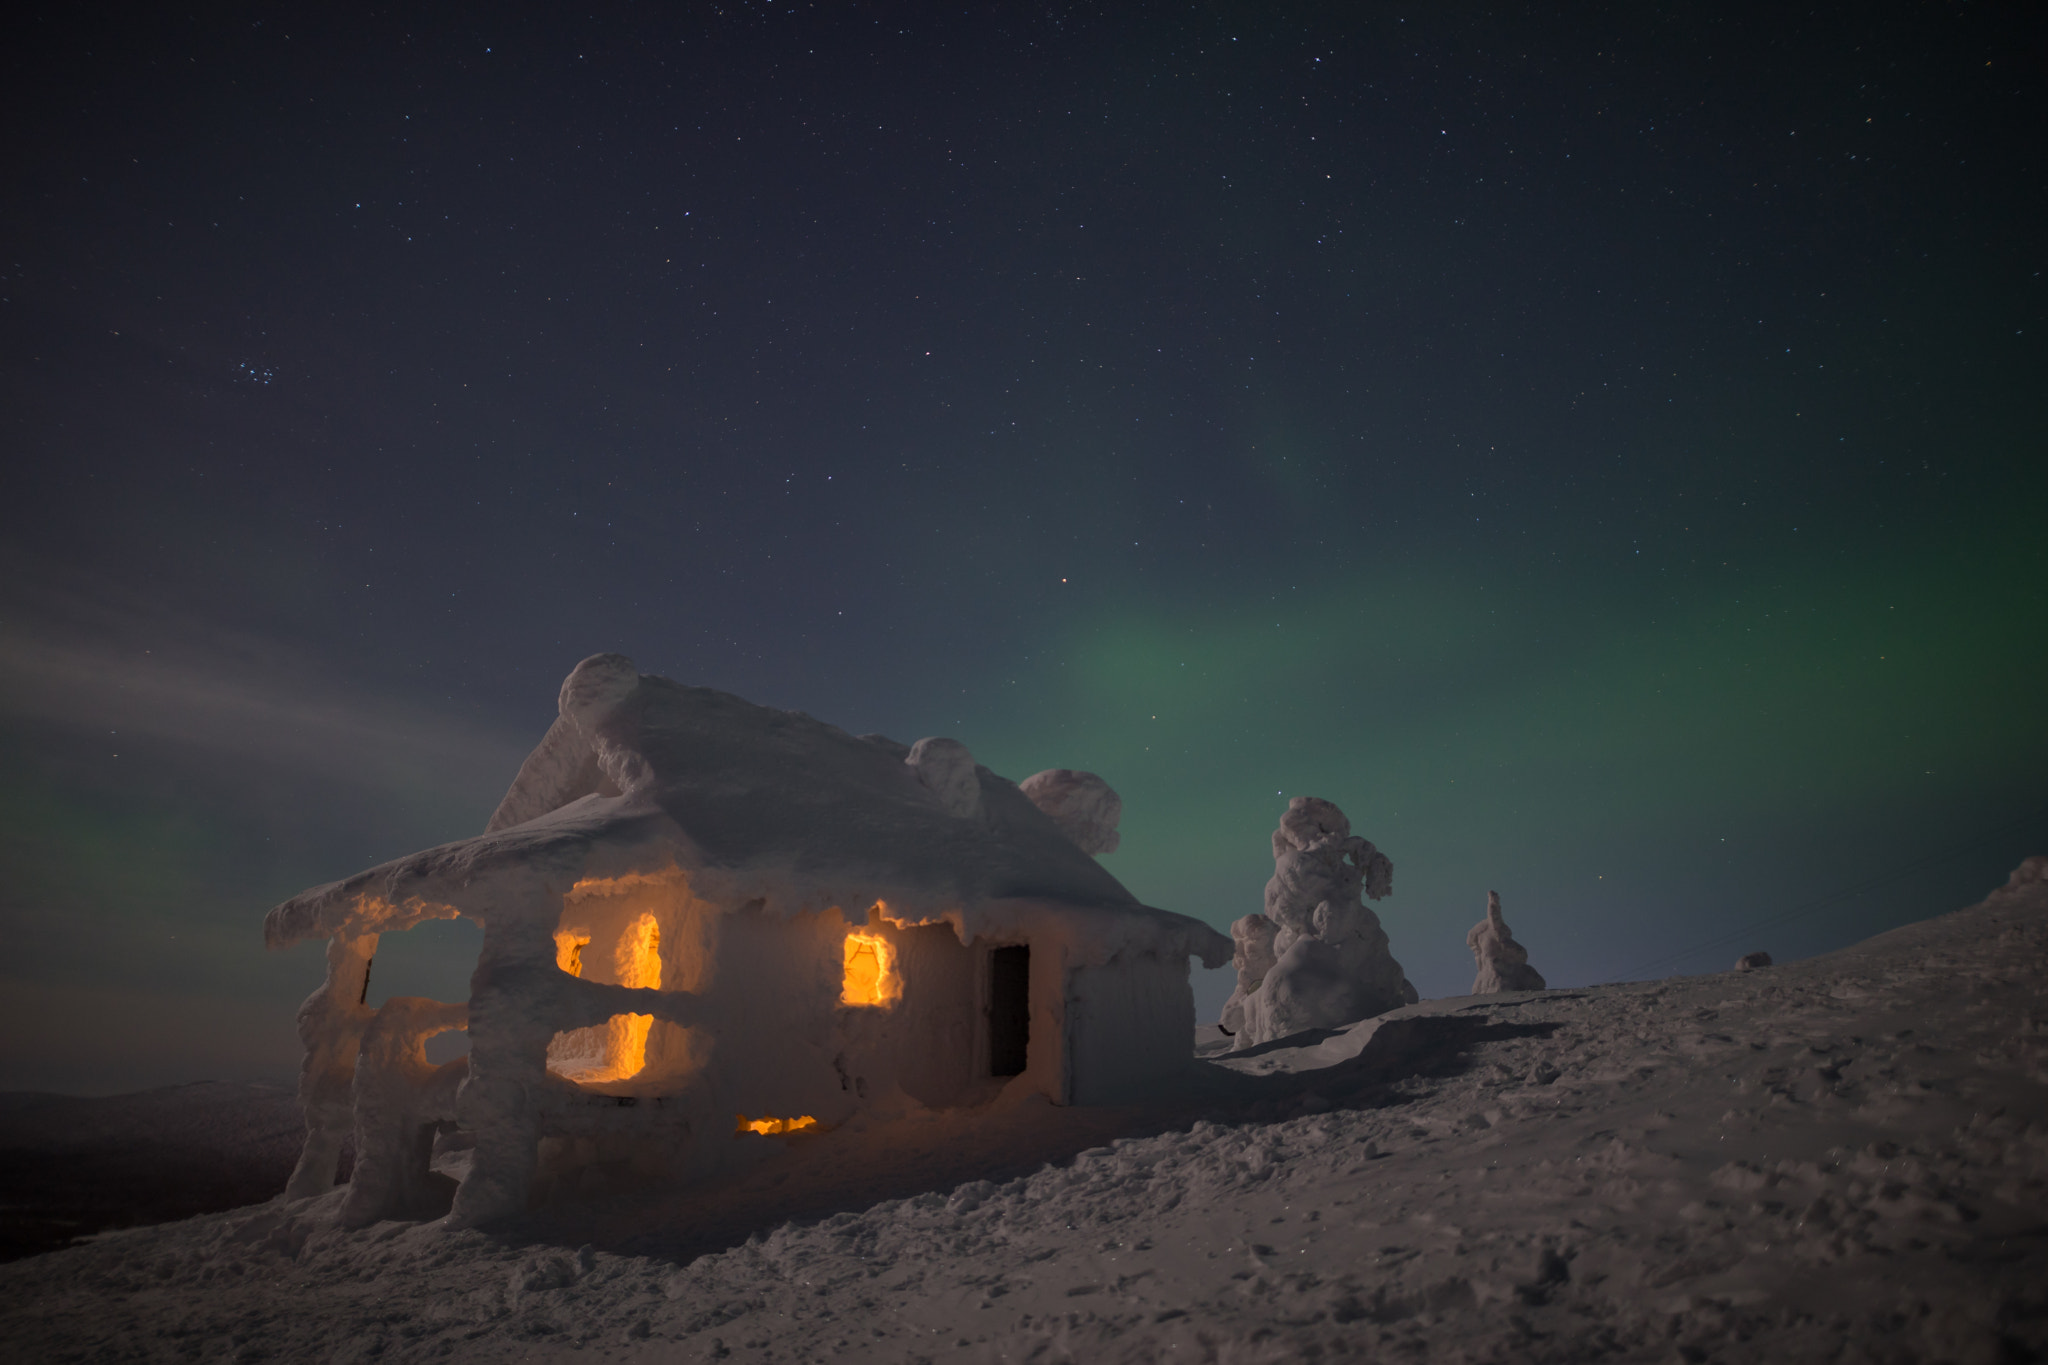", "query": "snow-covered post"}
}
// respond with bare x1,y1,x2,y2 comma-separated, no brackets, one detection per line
282,932,378,1201
448,881,564,1228
340,995,468,1228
